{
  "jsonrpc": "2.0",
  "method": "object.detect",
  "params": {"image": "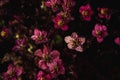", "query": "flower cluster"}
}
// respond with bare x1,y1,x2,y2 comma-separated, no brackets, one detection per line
35,45,65,79
0,0,120,80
